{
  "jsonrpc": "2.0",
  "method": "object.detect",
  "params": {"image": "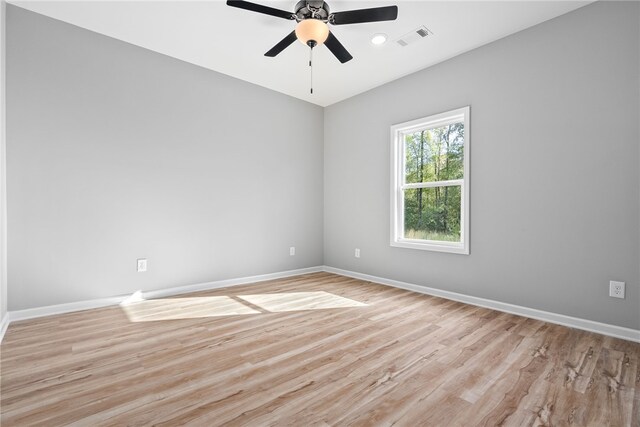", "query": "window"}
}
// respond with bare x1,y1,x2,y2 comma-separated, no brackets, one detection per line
390,106,469,254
